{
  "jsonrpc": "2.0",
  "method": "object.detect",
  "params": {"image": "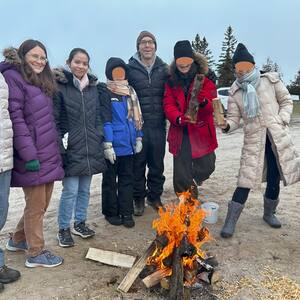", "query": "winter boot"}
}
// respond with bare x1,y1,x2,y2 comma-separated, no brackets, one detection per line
220,201,245,238
134,199,145,216
263,196,281,228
